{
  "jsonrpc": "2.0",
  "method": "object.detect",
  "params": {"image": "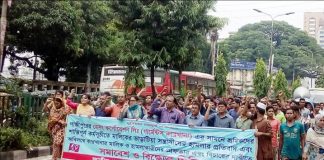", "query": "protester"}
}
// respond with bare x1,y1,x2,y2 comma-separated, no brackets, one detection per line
236,100,253,130
177,96,188,114
292,105,302,123
94,92,113,117
272,100,286,123
144,95,153,113
205,101,235,128
183,102,207,127
119,95,145,120
253,102,274,160
309,103,322,128
229,98,241,121
43,90,65,113
48,98,70,160
303,114,324,160
266,106,281,160
280,108,305,160
66,93,95,116
150,94,184,124
300,98,311,117
310,103,321,118
104,94,127,118
183,90,193,108
248,102,257,120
